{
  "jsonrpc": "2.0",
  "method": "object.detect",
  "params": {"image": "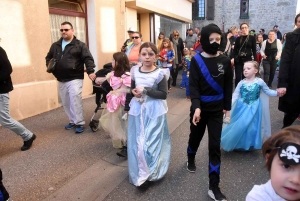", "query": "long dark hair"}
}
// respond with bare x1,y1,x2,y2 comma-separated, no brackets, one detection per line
113,52,130,77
